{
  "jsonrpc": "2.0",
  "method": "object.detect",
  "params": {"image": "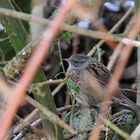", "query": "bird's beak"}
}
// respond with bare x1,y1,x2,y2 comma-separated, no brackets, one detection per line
63,58,70,62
